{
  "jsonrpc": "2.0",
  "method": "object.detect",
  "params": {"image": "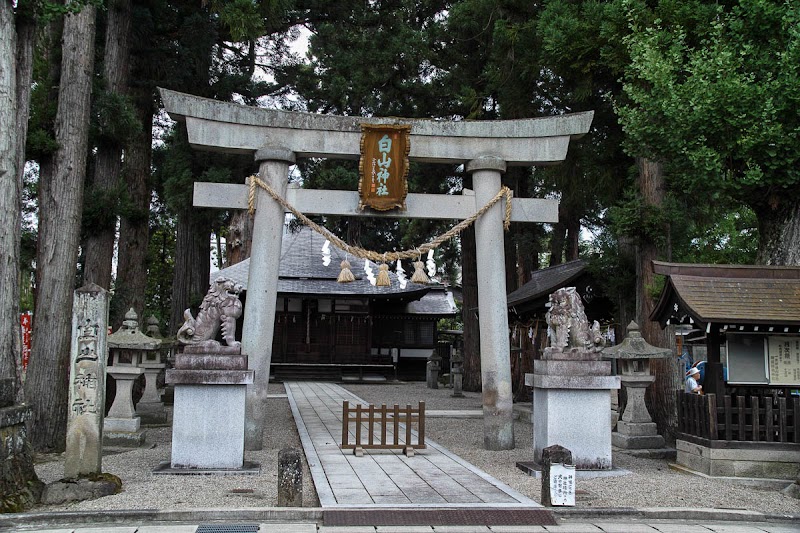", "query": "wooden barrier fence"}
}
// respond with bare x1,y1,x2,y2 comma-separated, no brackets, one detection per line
341,400,426,456
676,391,800,443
